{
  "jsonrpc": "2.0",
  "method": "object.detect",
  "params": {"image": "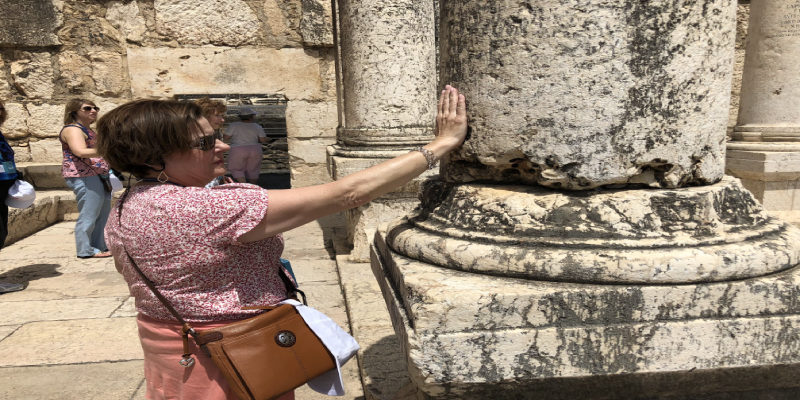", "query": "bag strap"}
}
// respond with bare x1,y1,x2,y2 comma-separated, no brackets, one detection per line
121,245,302,366
278,264,307,305
122,248,190,326
121,247,198,367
